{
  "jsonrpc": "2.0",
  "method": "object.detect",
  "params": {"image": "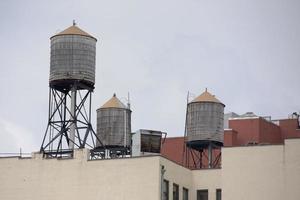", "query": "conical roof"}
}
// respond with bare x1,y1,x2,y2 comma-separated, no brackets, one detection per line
100,94,127,109
51,24,96,40
191,89,224,105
